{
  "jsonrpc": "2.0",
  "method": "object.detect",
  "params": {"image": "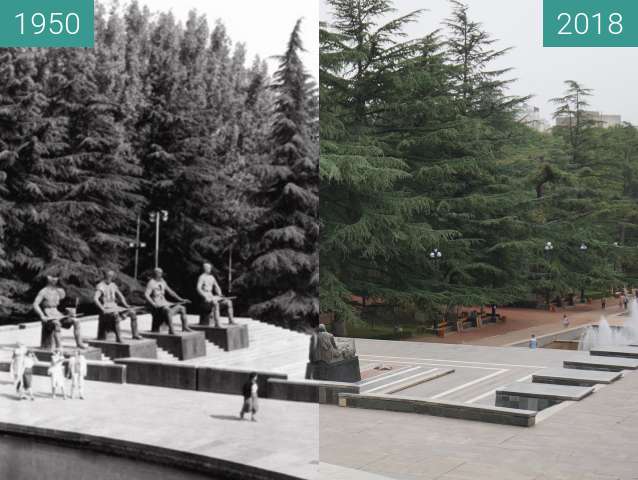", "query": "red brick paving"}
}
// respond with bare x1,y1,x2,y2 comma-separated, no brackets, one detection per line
411,297,627,346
